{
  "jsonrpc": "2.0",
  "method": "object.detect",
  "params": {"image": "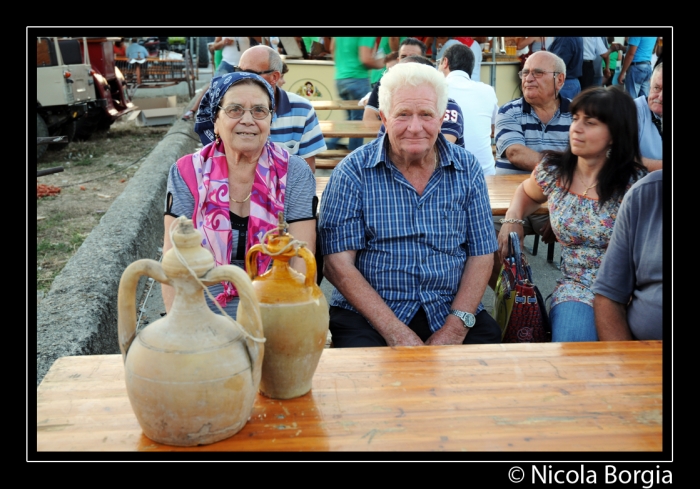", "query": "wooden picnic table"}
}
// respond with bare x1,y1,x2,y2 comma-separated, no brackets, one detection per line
316,174,547,216
311,99,363,111
319,120,381,139
36,341,662,452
